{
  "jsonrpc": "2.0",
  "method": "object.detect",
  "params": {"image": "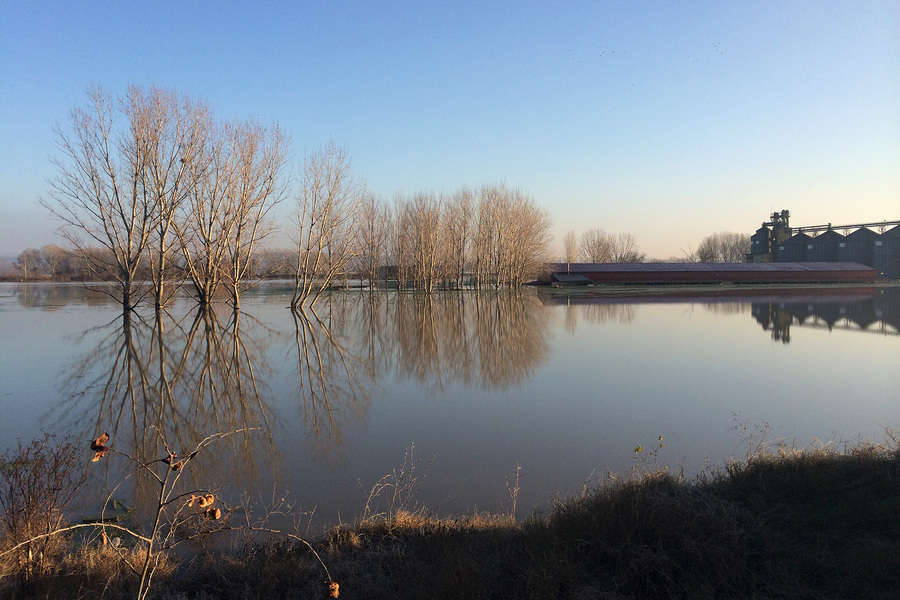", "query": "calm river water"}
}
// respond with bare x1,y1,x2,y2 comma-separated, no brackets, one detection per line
1,282,898,530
